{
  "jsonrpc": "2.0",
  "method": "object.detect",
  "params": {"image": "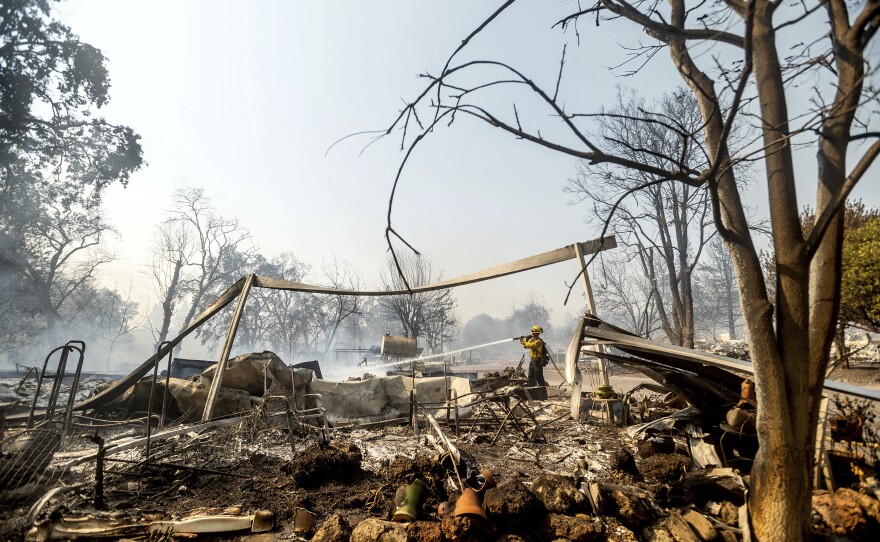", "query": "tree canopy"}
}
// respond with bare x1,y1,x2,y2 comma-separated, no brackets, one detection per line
841,215,880,332
0,0,143,354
